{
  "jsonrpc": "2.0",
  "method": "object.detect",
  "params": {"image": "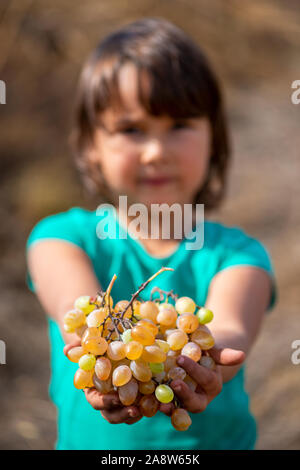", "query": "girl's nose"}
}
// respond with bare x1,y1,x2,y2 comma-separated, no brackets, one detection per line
140,138,167,165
